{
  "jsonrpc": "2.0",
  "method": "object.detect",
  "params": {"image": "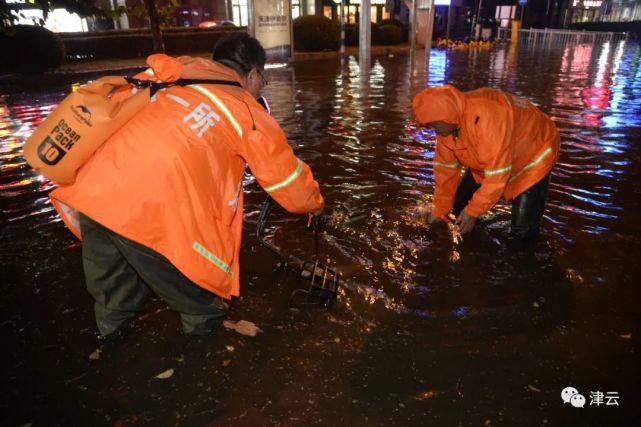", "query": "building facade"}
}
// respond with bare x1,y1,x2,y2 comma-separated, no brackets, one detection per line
569,0,641,23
